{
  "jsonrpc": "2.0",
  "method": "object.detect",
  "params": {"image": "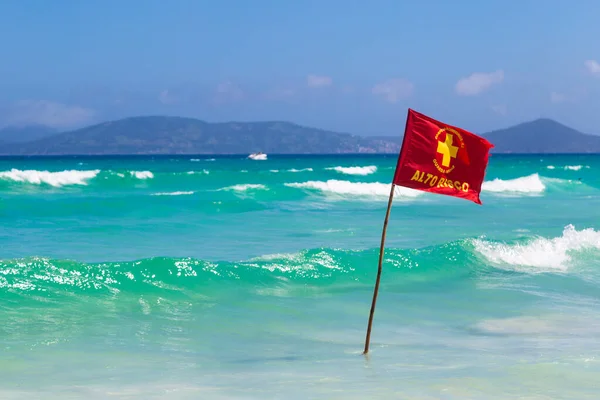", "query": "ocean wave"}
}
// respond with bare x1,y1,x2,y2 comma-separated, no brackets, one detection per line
471,224,600,272
0,245,472,297
326,166,377,175
0,168,207,189
151,191,195,196
114,170,154,179
482,173,545,194
129,170,154,179
565,165,583,171
288,168,313,172
286,174,571,200
2,226,596,298
0,169,100,187
547,165,589,171
0,169,582,200
285,180,422,198
219,184,268,192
